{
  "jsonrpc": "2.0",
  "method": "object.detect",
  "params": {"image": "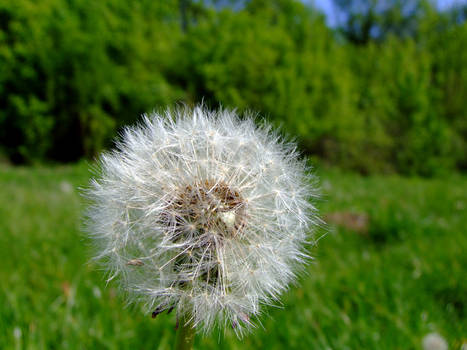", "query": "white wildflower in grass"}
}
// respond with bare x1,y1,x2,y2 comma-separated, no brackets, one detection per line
85,106,318,340
422,333,448,350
